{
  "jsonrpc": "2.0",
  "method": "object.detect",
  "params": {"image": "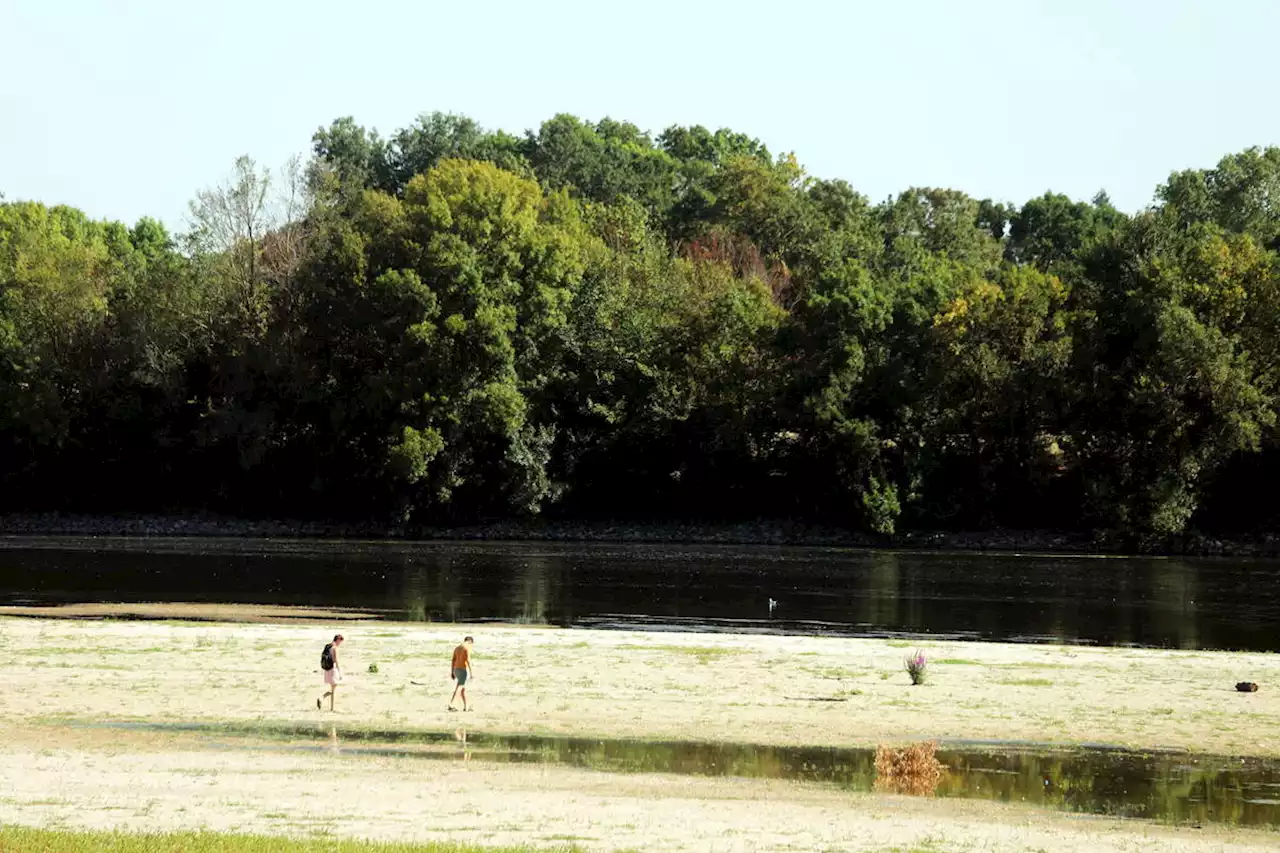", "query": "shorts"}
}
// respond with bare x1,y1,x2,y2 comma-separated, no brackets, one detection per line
324,668,341,686
453,668,468,686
